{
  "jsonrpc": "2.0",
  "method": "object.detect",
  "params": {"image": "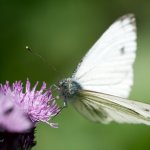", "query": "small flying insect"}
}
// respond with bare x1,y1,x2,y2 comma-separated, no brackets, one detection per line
57,14,150,125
